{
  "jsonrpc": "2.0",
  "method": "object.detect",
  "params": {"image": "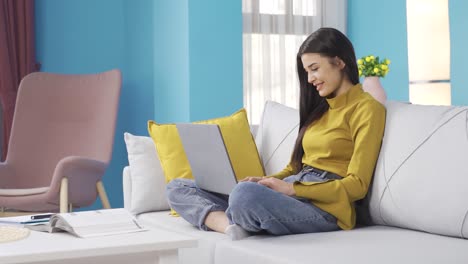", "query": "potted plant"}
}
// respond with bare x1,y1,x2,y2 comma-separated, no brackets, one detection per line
357,55,390,104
